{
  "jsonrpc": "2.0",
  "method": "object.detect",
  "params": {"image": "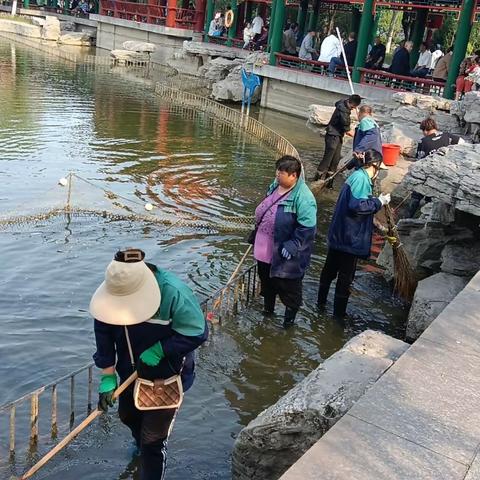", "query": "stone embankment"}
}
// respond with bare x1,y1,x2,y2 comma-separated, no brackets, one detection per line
166,41,267,103
0,15,94,45
232,330,408,480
